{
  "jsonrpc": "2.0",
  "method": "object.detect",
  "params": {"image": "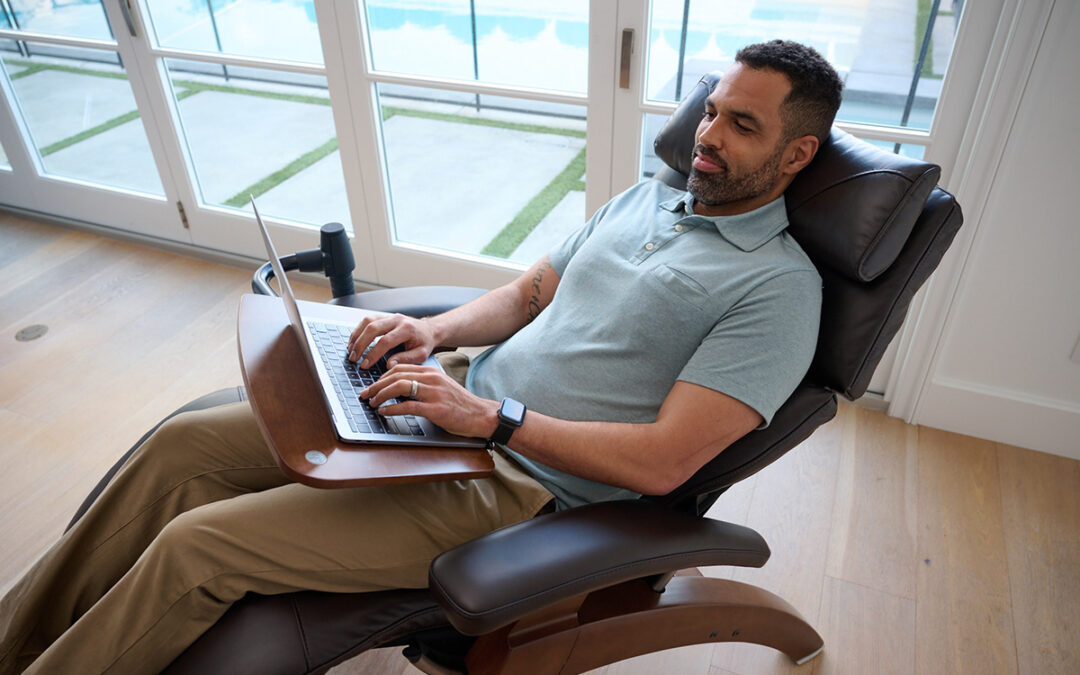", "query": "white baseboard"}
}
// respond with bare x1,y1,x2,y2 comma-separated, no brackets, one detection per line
851,391,889,413
914,376,1080,460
